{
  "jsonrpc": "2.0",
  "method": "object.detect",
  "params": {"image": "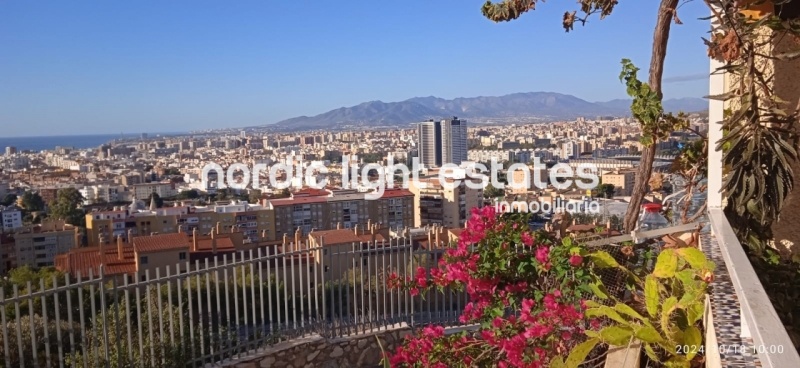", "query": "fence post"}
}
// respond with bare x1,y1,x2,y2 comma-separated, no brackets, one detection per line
320,237,327,338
